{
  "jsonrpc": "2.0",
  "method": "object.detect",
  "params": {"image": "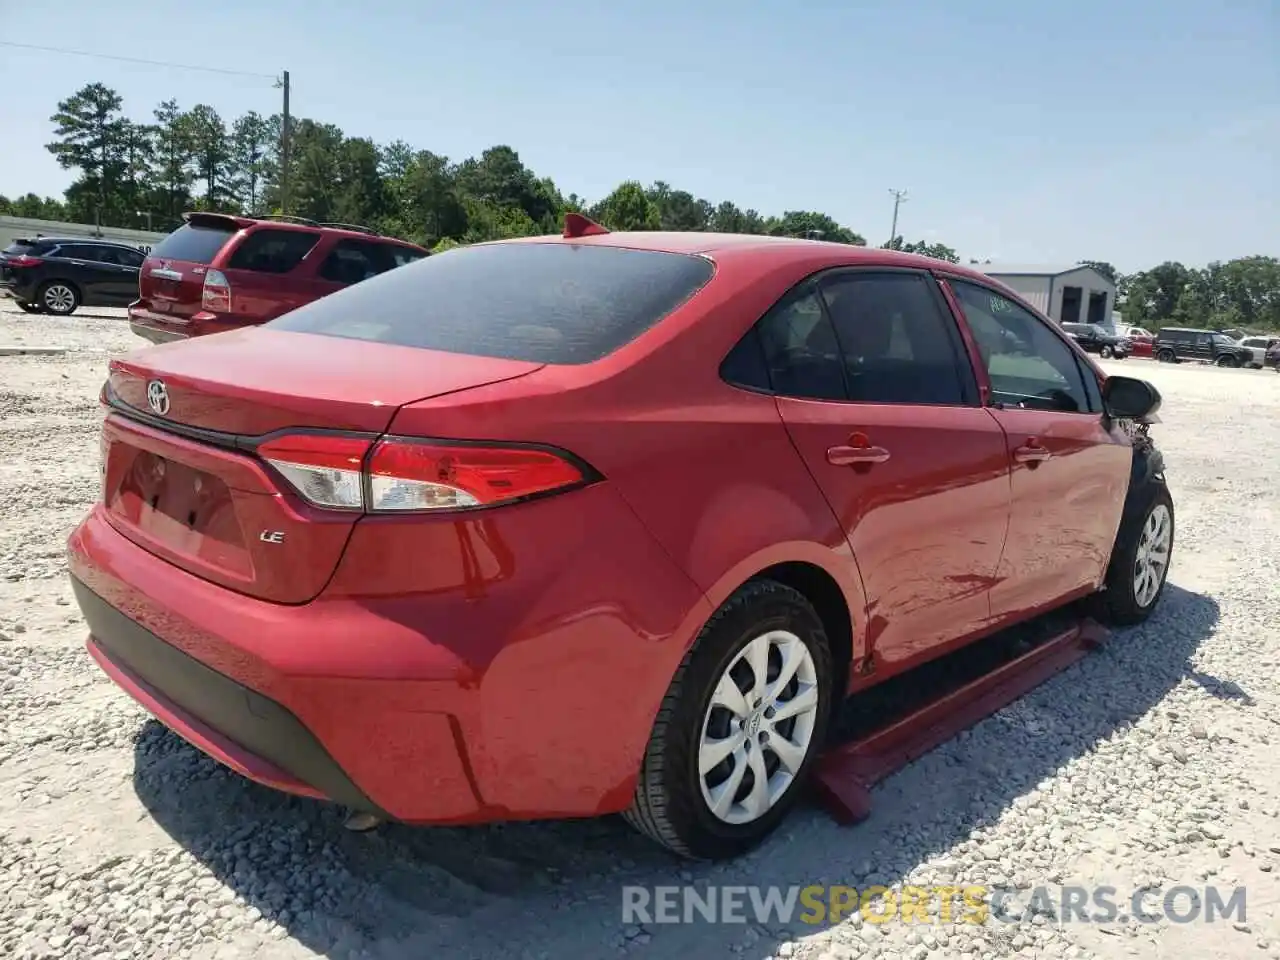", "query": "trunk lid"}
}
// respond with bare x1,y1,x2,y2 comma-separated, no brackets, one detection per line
103,328,544,603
